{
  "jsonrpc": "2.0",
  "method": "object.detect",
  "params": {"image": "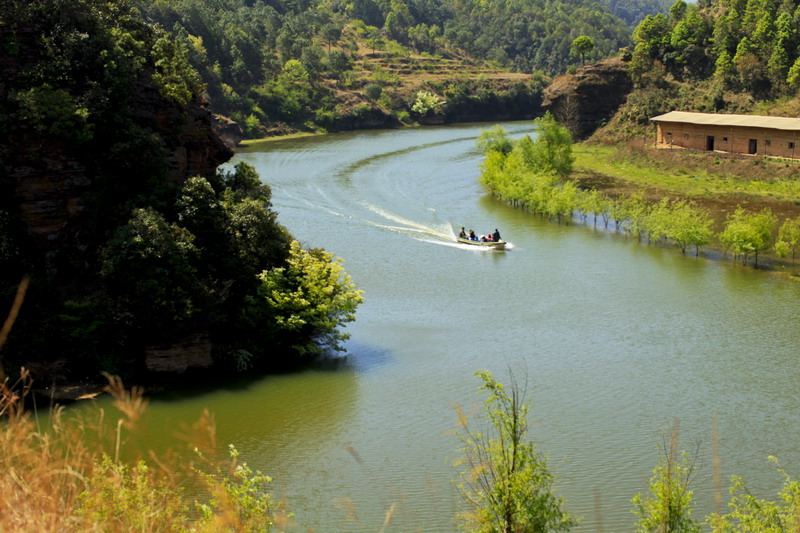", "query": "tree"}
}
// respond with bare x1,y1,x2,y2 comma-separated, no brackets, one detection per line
453,371,576,533
570,36,594,65
411,90,445,116
774,216,800,259
524,112,574,177
476,125,514,155
718,207,776,266
320,23,341,50
101,207,200,341
632,421,702,533
251,241,363,357
663,200,712,255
